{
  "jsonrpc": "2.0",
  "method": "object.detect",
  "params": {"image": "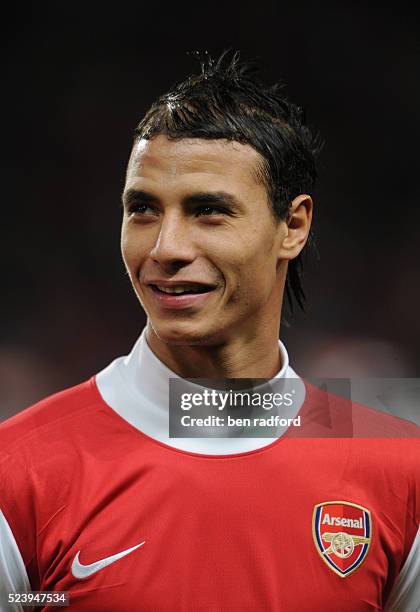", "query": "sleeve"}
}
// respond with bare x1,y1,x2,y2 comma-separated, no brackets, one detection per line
0,449,39,605
0,510,33,612
384,526,420,612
